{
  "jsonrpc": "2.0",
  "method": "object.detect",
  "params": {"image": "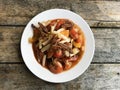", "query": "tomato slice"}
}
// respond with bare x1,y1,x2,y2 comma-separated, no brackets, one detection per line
75,35,82,43
50,20,57,26
55,19,65,30
54,49,62,58
70,29,78,39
